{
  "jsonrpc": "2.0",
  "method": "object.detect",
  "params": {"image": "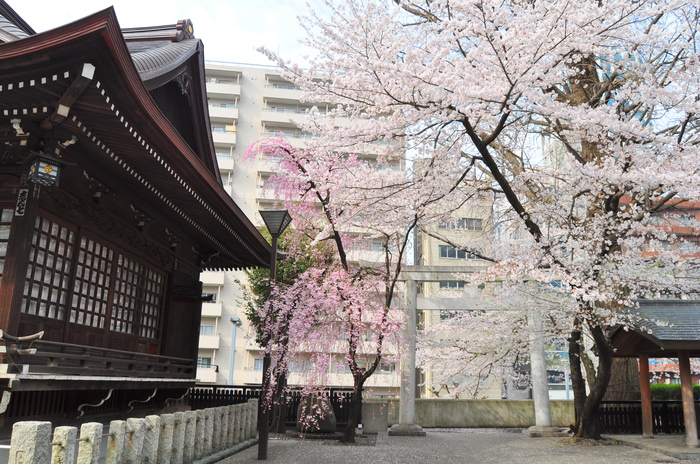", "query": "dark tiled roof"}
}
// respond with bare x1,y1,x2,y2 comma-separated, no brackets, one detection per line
631,300,700,342
0,0,34,41
130,39,199,80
